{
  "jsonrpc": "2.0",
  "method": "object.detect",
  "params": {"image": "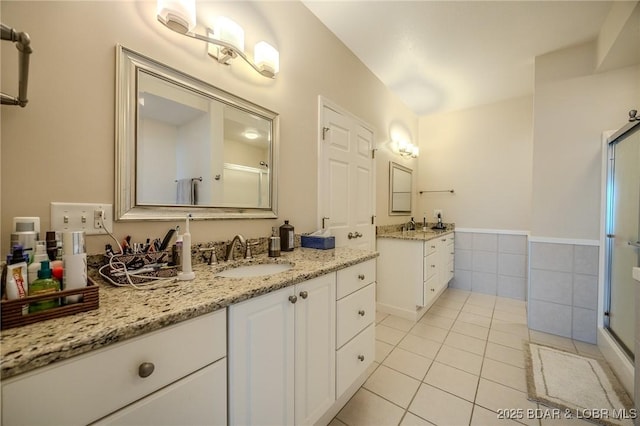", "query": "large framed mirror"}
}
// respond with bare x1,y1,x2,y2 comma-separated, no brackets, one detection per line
389,162,412,215
115,45,279,221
